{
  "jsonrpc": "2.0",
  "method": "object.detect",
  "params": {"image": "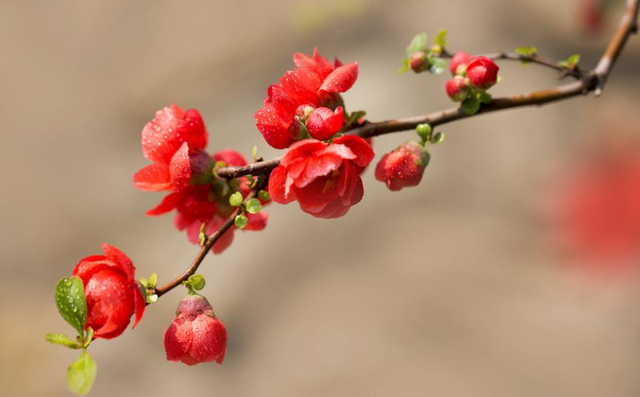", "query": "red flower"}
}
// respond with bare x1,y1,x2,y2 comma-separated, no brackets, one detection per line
164,295,227,366
449,51,473,75
445,76,469,102
255,47,358,149
375,141,430,191
466,56,499,90
268,135,374,218
409,51,429,73
134,104,210,192
73,244,145,340
147,149,268,254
